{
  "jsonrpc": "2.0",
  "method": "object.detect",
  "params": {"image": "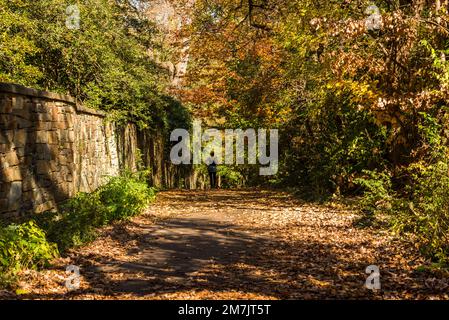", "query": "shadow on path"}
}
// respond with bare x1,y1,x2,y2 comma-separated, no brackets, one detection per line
23,190,442,300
